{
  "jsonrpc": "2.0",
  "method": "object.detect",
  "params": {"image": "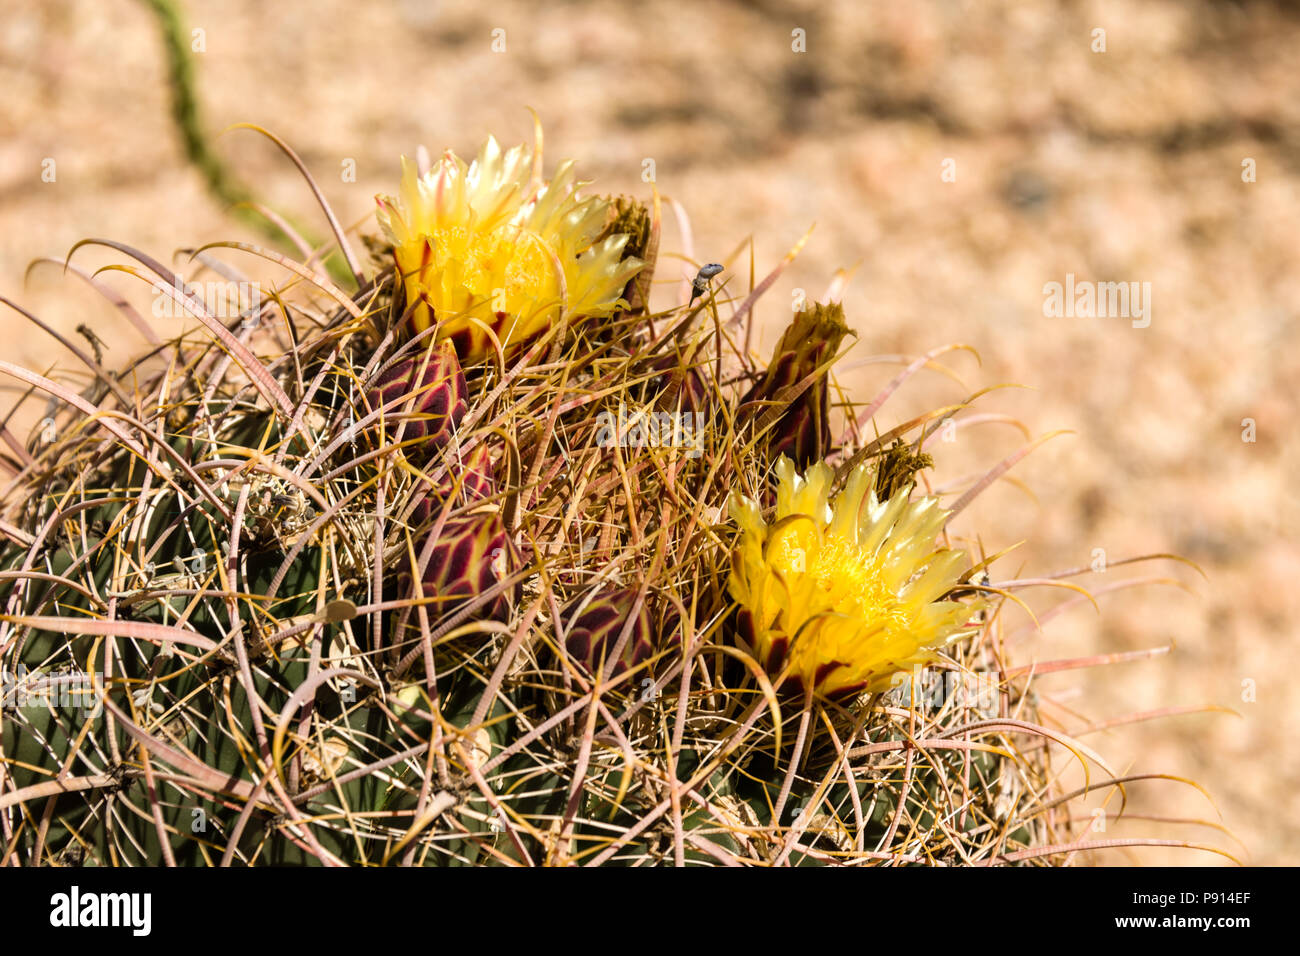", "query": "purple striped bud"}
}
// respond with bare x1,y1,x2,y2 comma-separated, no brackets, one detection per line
406,511,517,621
366,340,468,463
409,444,497,528
563,588,654,678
